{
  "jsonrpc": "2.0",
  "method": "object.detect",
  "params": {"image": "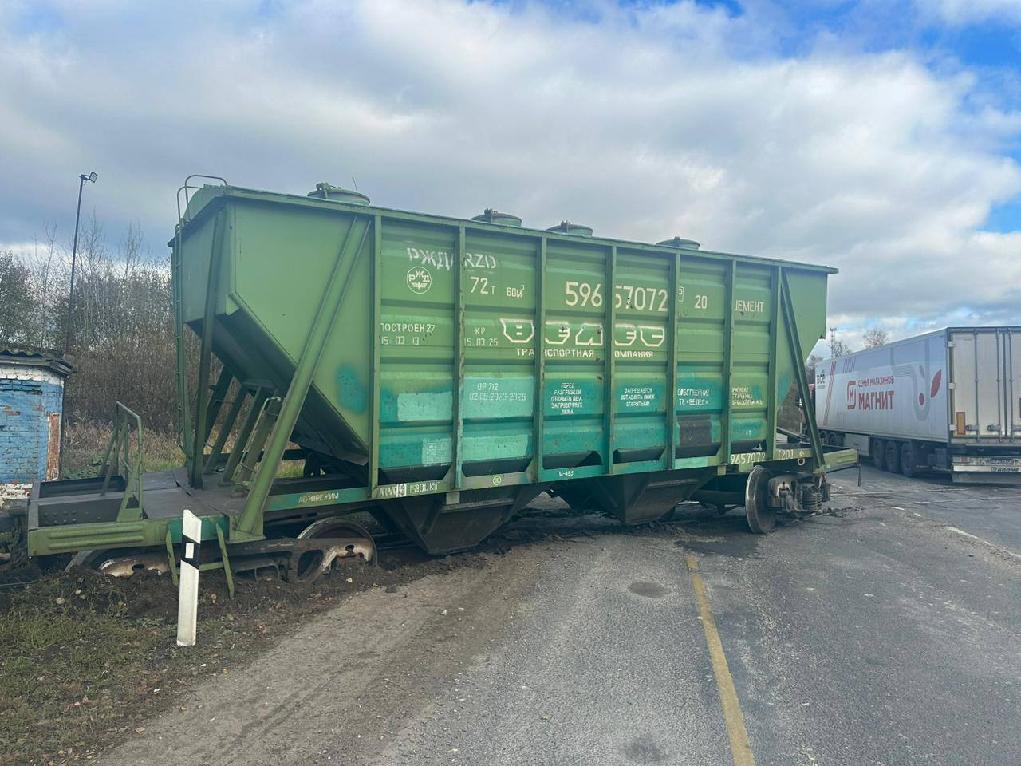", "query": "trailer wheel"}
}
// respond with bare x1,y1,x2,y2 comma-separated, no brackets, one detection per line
872,440,886,471
900,442,918,478
885,441,901,474
744,465,775,534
